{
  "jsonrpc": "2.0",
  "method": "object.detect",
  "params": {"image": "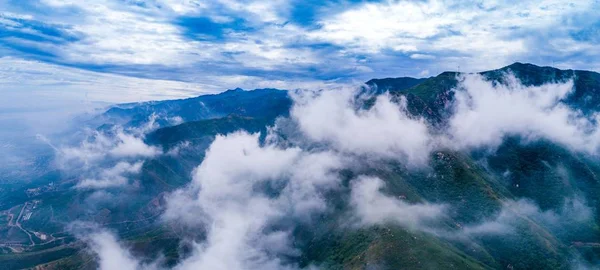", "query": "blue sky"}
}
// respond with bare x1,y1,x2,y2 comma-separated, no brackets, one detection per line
1,0,600,104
